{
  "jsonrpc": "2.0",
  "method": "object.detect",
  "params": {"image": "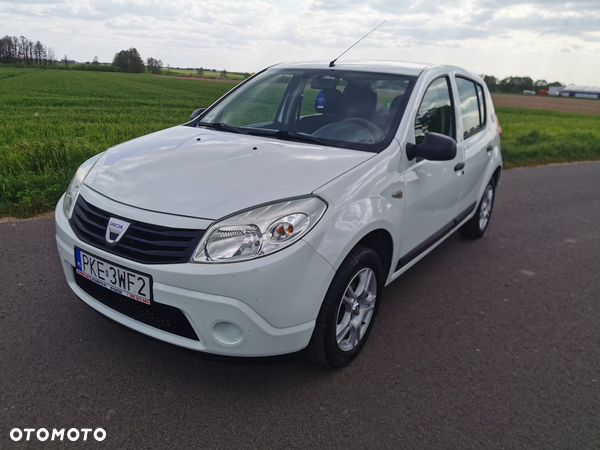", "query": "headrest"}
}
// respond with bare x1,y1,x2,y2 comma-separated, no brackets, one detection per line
314,89,343,115
342,85,377,119
390,95,403,113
